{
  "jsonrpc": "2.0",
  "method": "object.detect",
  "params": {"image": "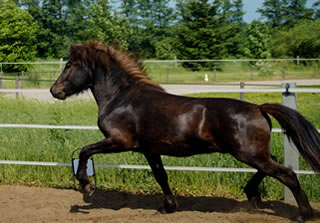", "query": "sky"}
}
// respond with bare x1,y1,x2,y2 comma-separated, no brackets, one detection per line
243,0,317,23
242,0,263,23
